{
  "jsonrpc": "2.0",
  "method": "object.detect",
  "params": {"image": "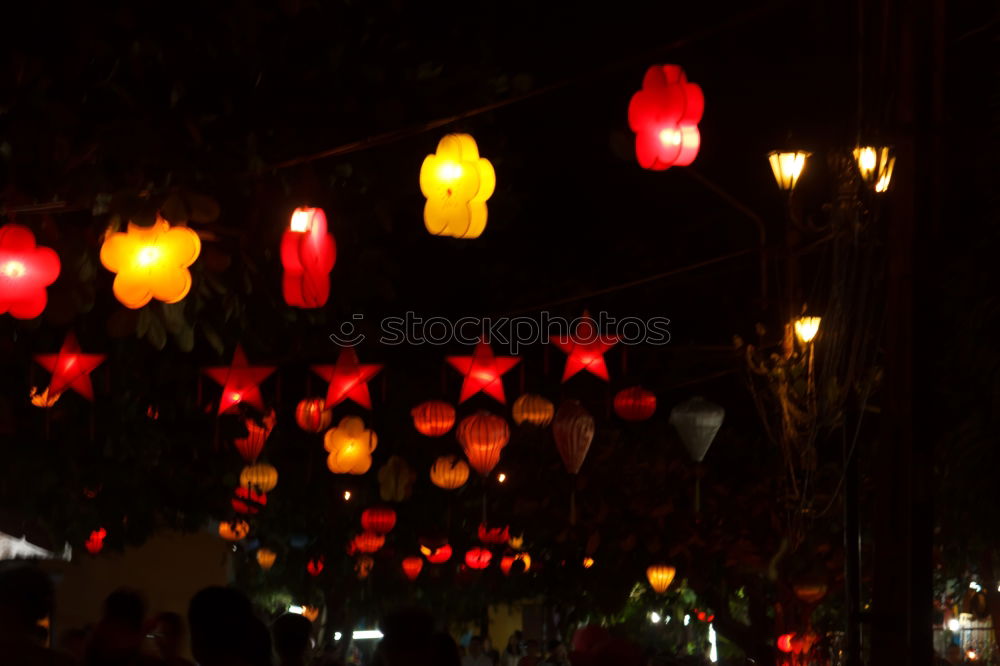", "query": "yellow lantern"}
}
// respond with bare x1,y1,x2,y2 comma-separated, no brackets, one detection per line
256,548,277,570
429,455,470,490
99,217,201,309
240,463,279,492
646,564,676,594
768,151,810,191
324,416,377,474
794,316,821,345
219,520,250,541
853,146,895,193
419,133,495,239
512,393,555,426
